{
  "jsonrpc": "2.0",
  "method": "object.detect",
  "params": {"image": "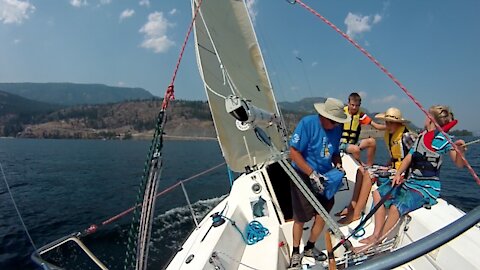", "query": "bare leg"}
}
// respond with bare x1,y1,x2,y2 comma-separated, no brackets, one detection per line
347,144,362,164
378,205,401,242
359,190,385,244
339,169,373,224
359,138,376,167
336,167,364,217
293,221,304,248
308,214,326,243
